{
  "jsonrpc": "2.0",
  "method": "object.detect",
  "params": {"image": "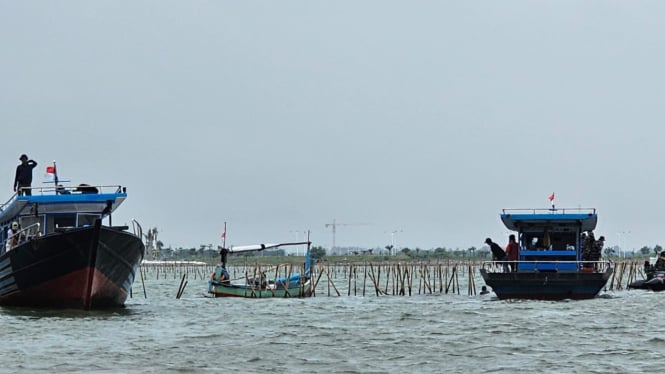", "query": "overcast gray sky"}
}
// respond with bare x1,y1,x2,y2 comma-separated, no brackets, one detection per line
2,2,664,252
